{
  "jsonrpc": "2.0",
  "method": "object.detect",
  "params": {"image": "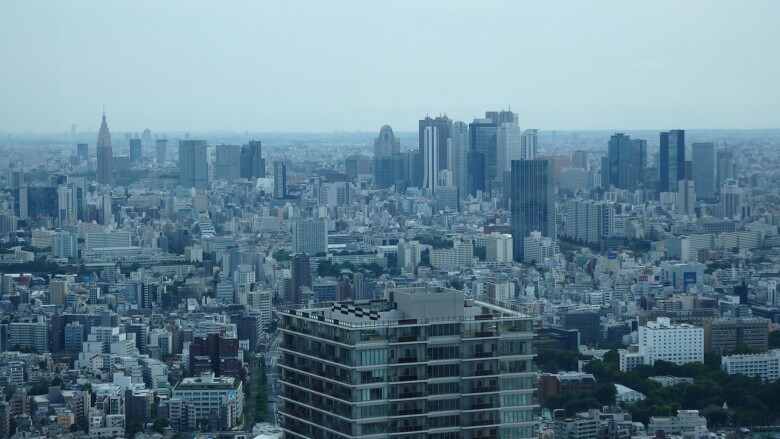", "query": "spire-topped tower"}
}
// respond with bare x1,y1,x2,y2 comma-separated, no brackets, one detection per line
96,110,114,186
